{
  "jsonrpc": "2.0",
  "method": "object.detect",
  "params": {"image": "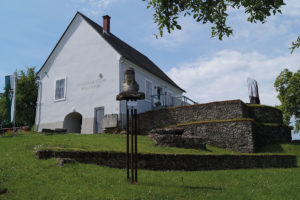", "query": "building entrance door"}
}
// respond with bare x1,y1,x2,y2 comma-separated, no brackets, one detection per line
95,107,104,133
